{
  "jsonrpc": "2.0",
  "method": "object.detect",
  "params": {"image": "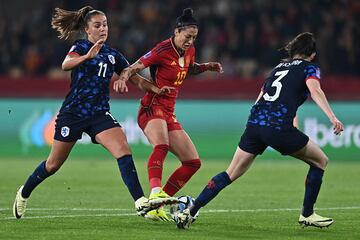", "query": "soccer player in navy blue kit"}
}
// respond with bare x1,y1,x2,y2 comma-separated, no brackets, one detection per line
12,6,173,219
176,32,344,229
